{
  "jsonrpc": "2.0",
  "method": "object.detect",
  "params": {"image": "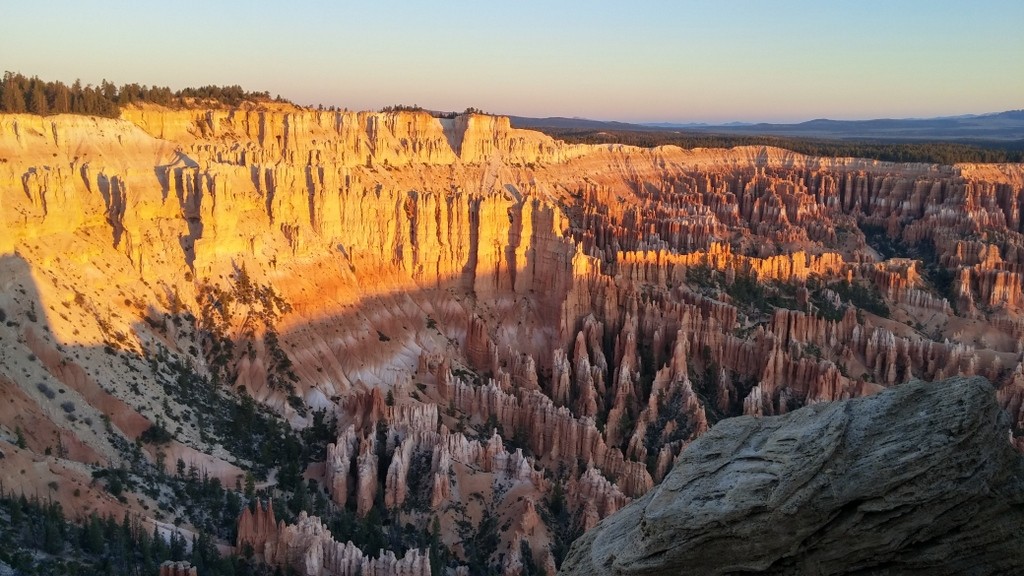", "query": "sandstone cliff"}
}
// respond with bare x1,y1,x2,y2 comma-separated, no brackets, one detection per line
3,105,1024,573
